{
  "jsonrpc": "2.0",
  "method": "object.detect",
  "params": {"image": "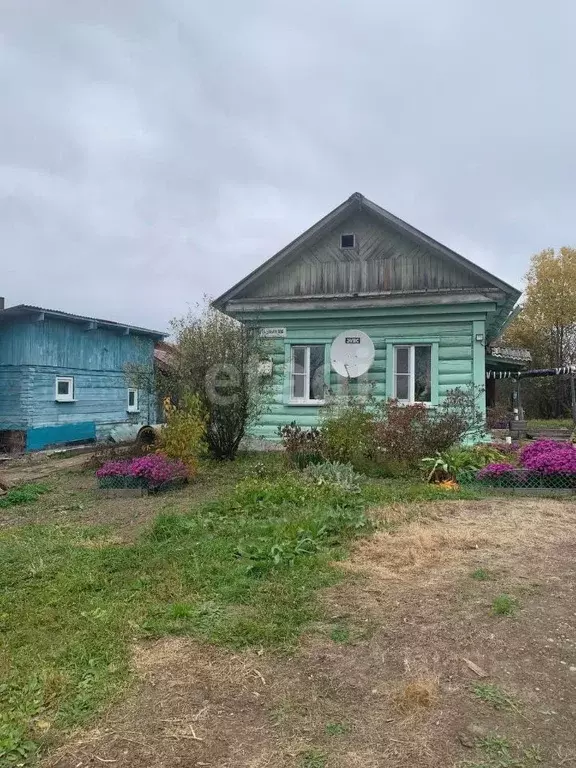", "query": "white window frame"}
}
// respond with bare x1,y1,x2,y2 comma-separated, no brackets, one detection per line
393,344,432,404
55,376,74,402
290,345,325,405
127,387,139,413
340,233,356,249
